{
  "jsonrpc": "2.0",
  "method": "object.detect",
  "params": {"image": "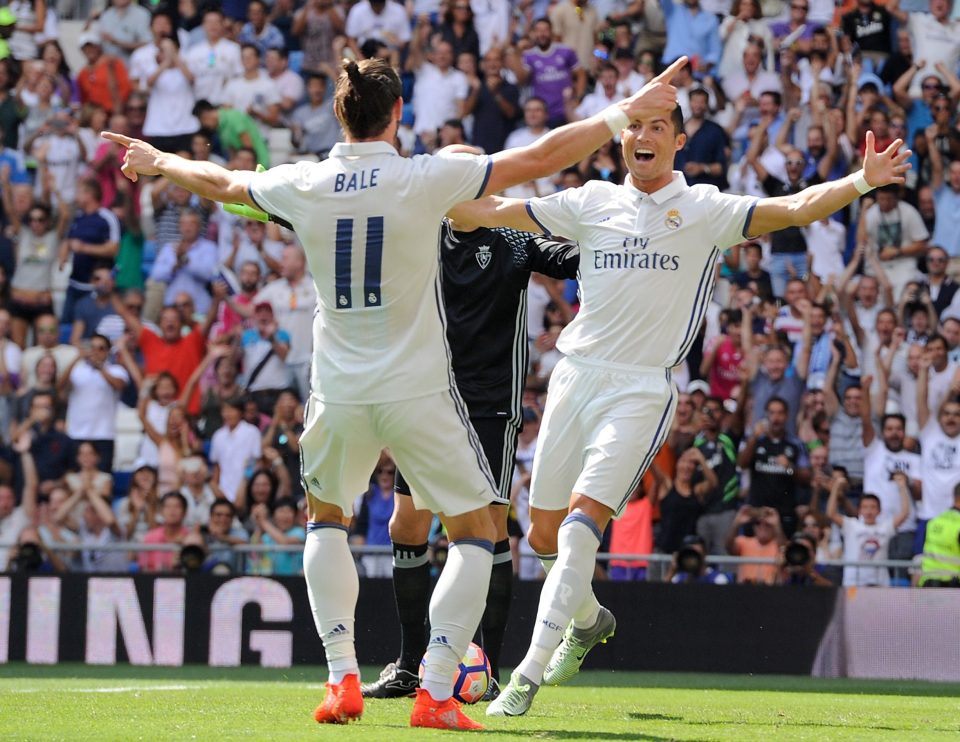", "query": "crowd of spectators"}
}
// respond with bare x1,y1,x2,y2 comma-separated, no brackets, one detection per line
1,0,959,586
